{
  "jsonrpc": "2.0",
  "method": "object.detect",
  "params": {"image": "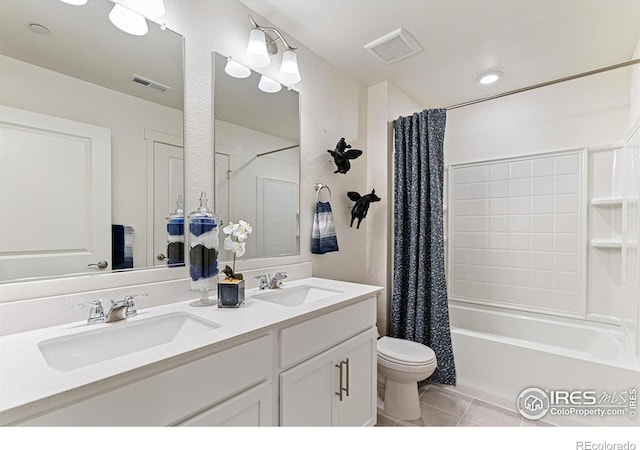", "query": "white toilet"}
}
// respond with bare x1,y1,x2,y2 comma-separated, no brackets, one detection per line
377,336,437,420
